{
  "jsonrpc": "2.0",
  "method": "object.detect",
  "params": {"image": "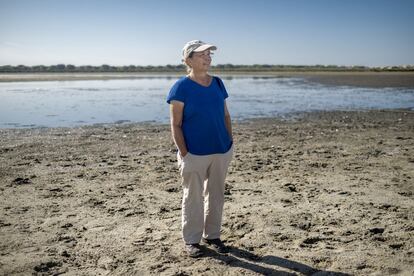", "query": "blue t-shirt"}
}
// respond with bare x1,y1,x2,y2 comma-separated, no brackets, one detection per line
166,76,232,155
